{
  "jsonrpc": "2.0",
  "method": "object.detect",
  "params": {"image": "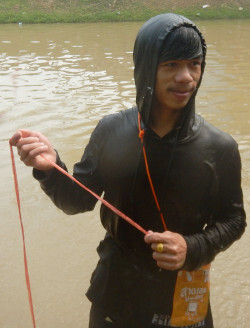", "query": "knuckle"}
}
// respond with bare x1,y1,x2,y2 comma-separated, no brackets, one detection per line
172,245,179,254
152,252,158,260
21,144,29,152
